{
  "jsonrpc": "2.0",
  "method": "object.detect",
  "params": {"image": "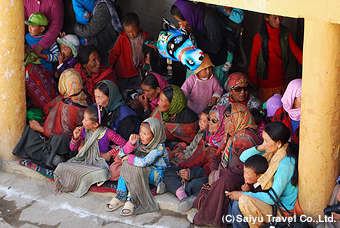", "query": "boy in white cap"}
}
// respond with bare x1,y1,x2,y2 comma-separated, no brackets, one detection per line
55,34,80,77
25,12,60,72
